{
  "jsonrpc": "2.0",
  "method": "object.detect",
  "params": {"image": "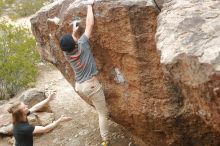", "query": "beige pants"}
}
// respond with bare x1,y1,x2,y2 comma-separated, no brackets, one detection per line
75,77,109,141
